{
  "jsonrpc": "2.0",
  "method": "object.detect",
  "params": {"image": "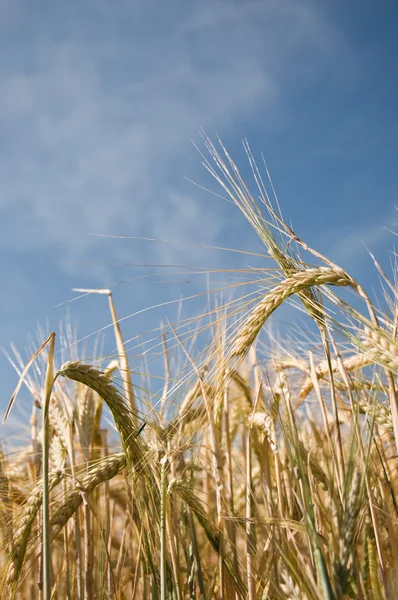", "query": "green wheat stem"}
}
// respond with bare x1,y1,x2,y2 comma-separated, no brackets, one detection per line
42,332,56,600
